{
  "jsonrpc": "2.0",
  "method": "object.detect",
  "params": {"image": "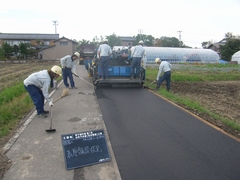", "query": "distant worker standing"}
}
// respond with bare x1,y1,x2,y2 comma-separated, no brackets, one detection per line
98,41,112,80
60,52,80,89
131,40,145,79
155,58,172,91
23,65,62,118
